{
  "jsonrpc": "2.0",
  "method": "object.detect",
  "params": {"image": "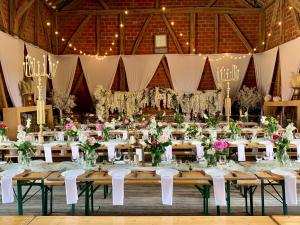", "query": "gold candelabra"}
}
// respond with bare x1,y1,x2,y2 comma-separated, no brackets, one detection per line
217,65,239,125
23,55,58,143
